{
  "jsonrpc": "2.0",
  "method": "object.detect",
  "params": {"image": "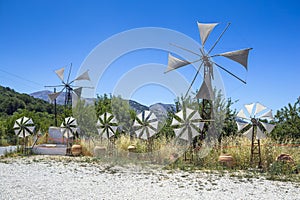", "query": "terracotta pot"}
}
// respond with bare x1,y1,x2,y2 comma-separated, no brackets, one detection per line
94,146,107,157
127,145,136,153
218,155,235,167
276,153,294,163
71,144,82,156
